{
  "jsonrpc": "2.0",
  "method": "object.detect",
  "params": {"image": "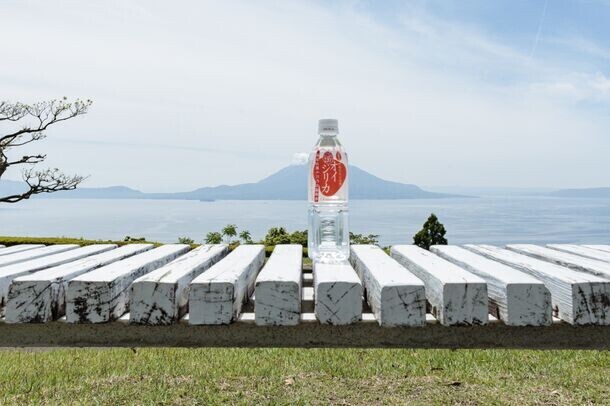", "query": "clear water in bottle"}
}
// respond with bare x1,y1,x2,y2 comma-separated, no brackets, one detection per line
308,119,349,263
